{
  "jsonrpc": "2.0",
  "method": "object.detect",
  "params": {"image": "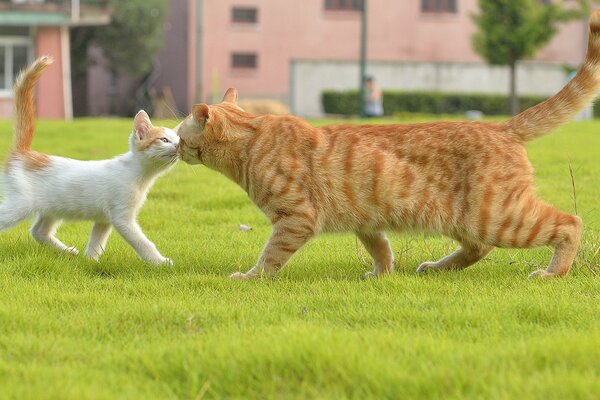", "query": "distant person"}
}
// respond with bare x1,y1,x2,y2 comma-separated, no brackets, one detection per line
364,76,384,117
